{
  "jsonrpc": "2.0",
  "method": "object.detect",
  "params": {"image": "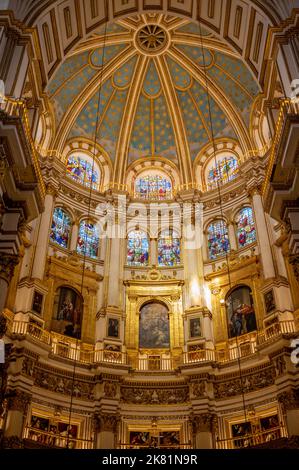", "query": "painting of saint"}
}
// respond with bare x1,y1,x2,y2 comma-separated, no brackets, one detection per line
107,318,119,338
51,287,83,339
32,291,43,315
189,318,201,338
264,289,276,314
226,286,257,339
130,432,150,447
139,302,170,349
231,421,252,448
160,431,180,448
